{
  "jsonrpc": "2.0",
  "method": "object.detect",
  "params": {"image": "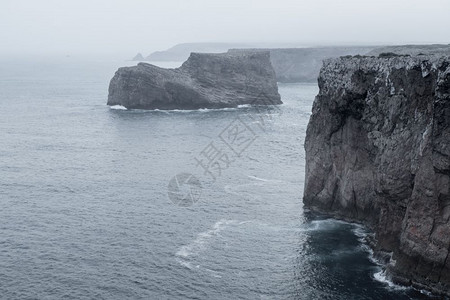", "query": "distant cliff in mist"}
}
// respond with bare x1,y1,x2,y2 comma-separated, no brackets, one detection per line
136,43,379,82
